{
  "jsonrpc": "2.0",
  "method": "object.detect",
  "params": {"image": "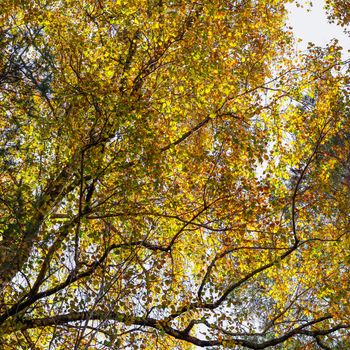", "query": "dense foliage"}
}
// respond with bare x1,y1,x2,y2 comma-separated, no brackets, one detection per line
0,0,349,349
325,0,350,26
